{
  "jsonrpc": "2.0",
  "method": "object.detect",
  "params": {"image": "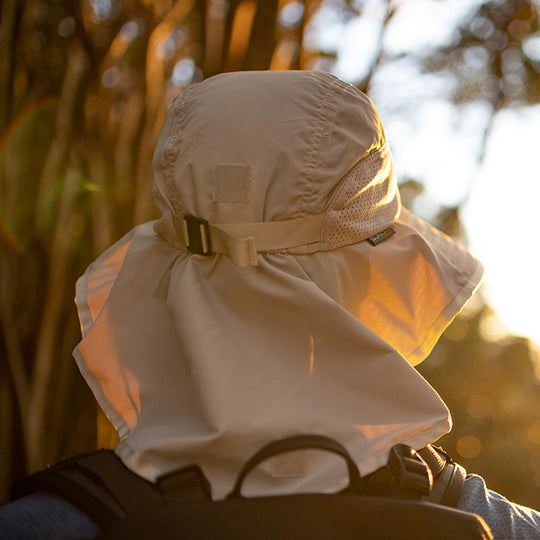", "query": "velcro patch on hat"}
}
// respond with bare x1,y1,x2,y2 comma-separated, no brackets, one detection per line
213,164,251,203
367,227,395,246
